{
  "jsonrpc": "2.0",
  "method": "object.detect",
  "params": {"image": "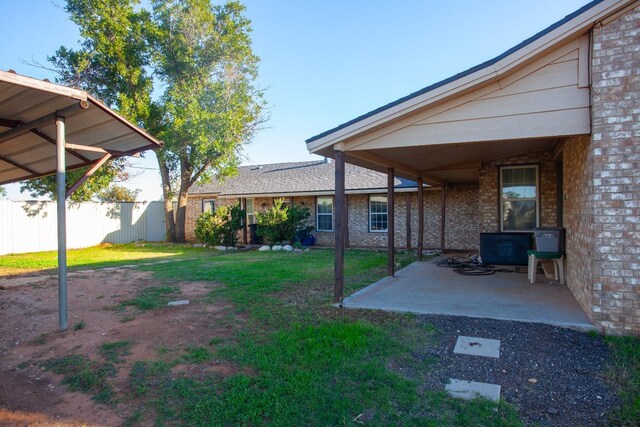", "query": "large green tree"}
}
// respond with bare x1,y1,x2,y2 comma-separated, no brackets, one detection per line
38,0,265,241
